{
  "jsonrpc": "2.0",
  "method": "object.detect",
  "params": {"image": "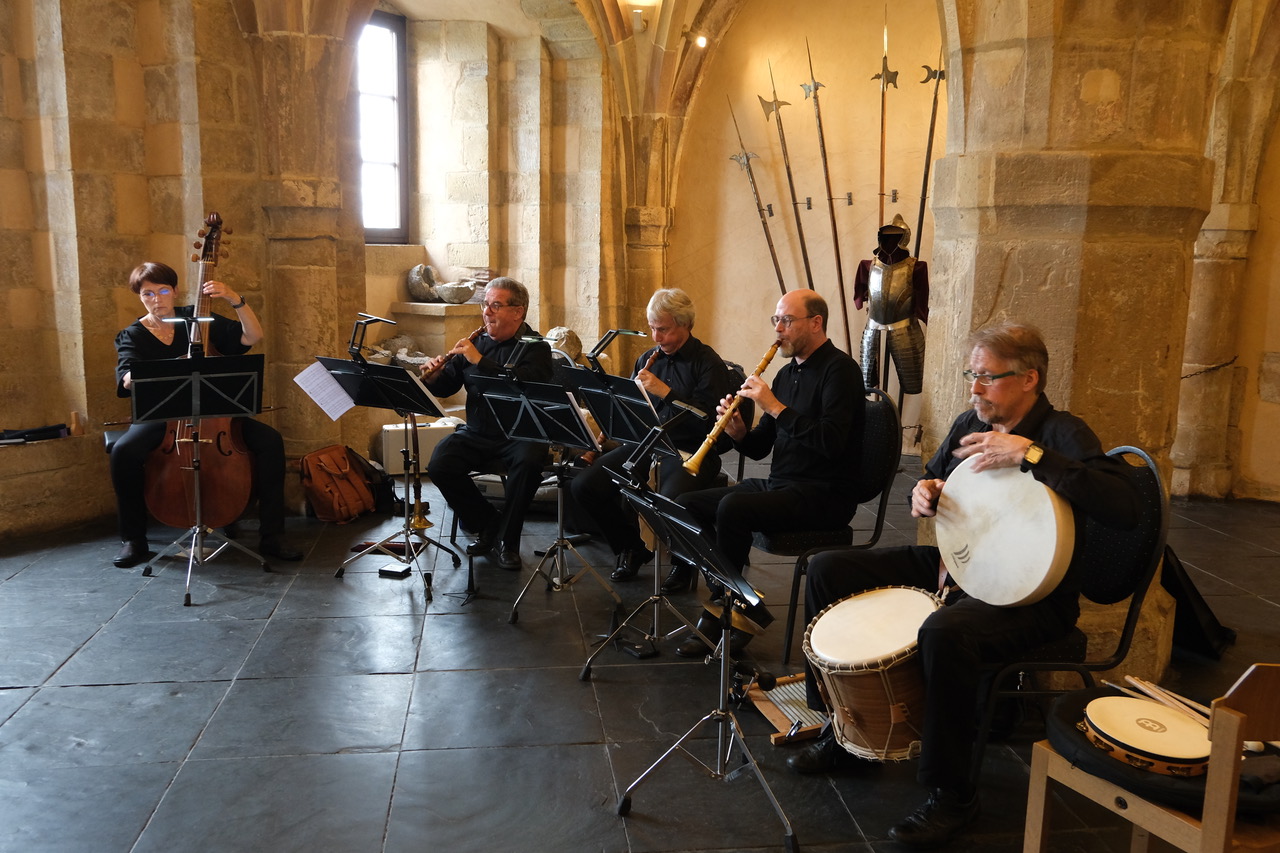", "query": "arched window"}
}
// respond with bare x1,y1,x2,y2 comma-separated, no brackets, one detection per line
358,11,409,244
